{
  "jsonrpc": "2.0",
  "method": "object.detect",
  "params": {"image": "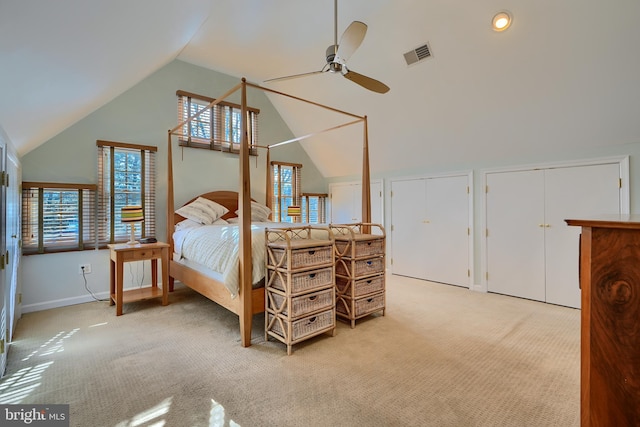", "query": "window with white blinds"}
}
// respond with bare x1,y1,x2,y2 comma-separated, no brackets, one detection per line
302,193,328,224
22,182,97,254
271,161,302,223
177,90,259,155
97,140,156,245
